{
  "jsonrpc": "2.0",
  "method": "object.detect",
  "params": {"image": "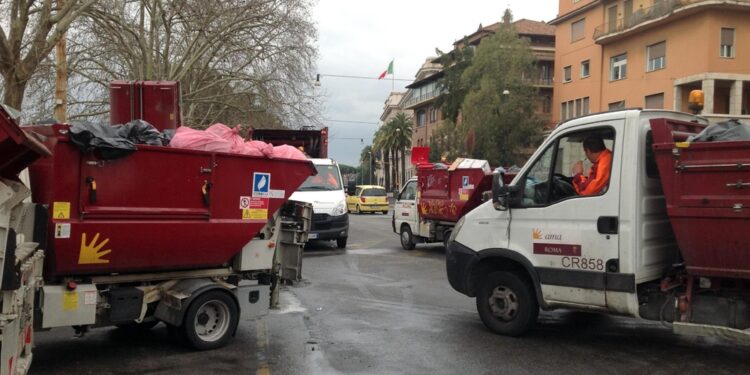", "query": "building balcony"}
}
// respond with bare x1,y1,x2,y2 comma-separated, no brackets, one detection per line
403,89,442,109
527,77,554,88
593,0,750,43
